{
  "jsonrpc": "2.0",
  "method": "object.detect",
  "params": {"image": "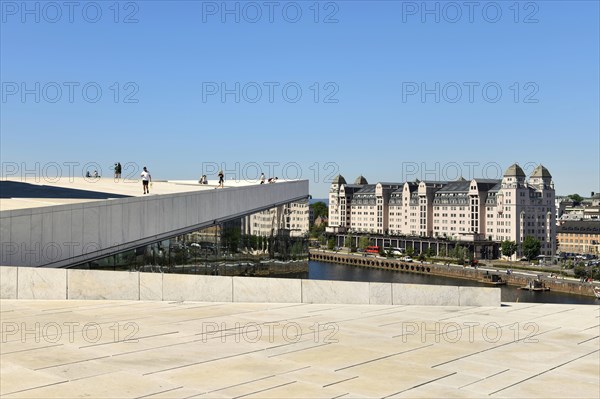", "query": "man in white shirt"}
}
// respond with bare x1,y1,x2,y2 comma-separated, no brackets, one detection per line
141,166,152,194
